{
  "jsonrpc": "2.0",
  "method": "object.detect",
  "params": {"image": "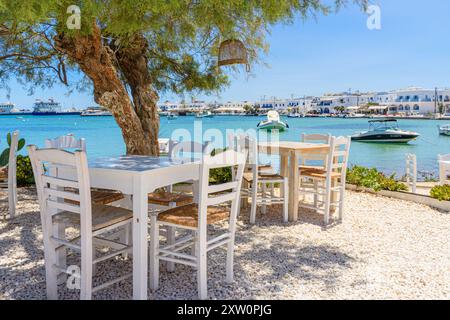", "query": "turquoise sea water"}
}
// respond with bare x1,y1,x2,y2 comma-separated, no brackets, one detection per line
0,115,449,178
